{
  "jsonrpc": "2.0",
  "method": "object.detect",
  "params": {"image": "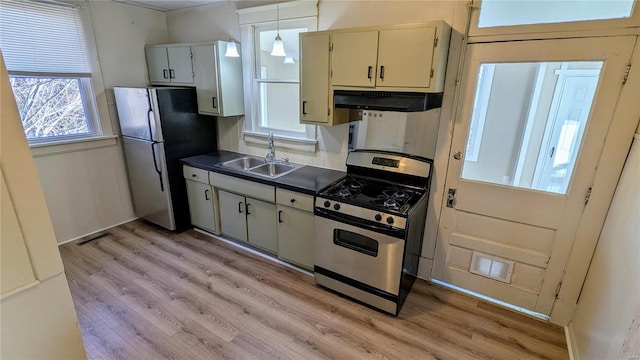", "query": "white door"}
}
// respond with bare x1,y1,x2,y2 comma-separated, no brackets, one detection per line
192,44,221,116
185,180,215,233
331,31,379,87
432,36,635,317
166,45,194,85
218,190,247,243
377,27,436,88
145,46,170,84
246,197,277,253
